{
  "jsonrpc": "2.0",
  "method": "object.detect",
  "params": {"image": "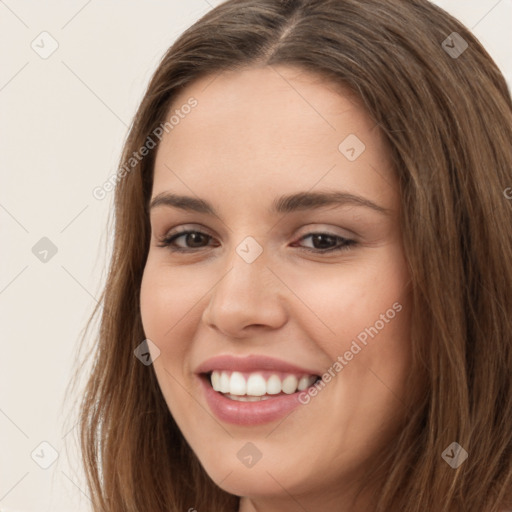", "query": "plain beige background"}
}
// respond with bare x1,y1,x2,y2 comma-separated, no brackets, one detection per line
0,1,511,511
